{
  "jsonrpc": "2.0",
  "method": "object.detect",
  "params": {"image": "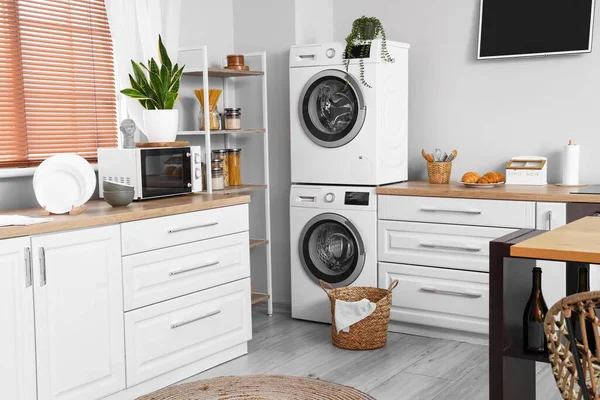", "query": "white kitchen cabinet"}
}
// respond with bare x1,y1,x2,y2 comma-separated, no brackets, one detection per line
536,202,567,307
32,225,126,400
0,237,37,400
